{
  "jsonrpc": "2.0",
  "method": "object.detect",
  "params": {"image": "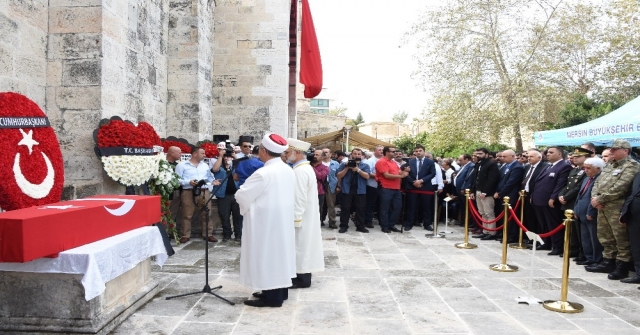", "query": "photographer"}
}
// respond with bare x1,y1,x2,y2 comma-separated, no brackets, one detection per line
175,146,218,243
211,147,242,242
336,148,371,233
